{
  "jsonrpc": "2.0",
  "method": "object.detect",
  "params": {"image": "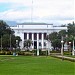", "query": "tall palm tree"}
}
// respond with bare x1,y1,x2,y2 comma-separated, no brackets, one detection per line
24,39,33,51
